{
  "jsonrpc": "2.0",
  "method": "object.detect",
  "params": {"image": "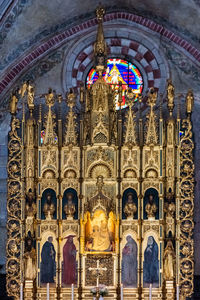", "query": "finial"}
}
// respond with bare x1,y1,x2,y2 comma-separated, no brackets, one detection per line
39,103,42,122
45,88,55,107
94,6,107,74
80,82,84,104
159,93,163,119
147,88,157,107
67,88,76,109
186,89,194,118
167,79,175,116
177,94,181,120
